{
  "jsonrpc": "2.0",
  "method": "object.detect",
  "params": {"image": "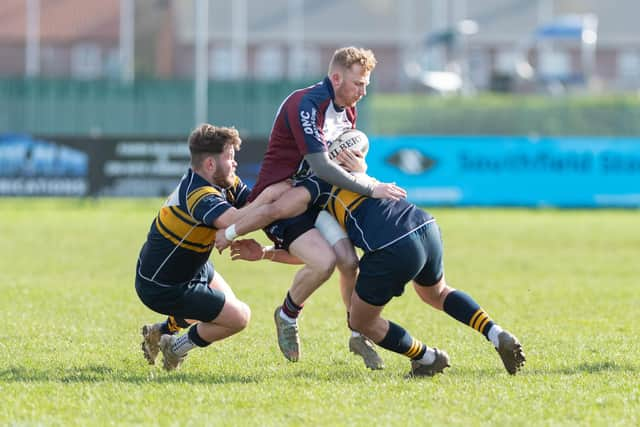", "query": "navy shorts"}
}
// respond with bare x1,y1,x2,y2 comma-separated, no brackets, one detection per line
356,221,444,306
264,208,319,251
135,261,226,322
